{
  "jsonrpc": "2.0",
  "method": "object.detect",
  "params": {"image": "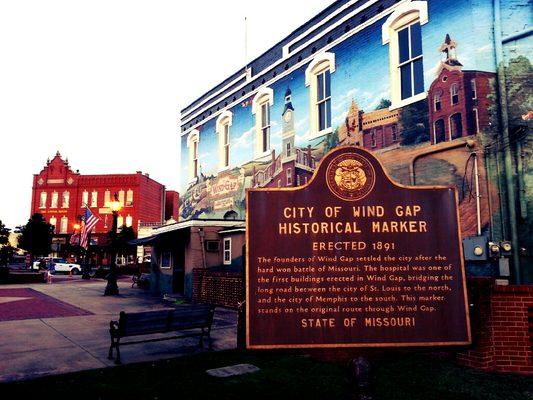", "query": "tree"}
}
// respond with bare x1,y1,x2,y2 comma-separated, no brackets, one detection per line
0,220,12,266
374,98,392,110
505,55,532,129
399,100,430,146
17,213,53,259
